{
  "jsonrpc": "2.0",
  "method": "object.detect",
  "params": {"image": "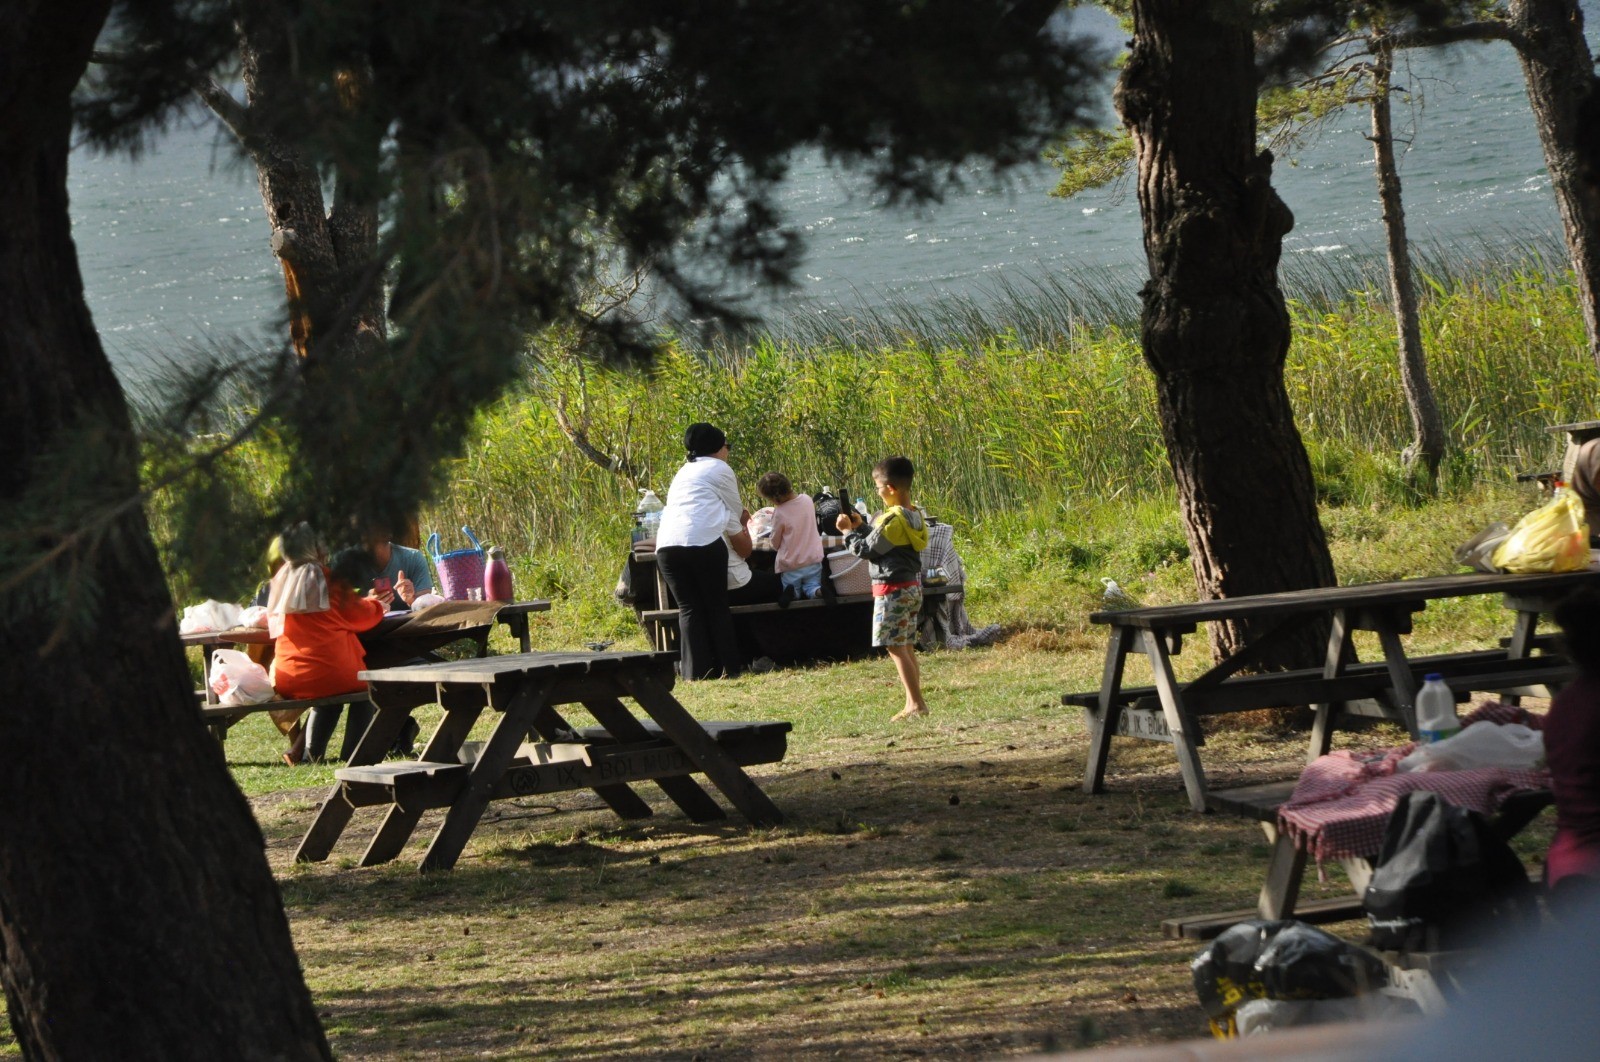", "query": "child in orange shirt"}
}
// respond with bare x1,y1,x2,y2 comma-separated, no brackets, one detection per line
268,531,386,762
